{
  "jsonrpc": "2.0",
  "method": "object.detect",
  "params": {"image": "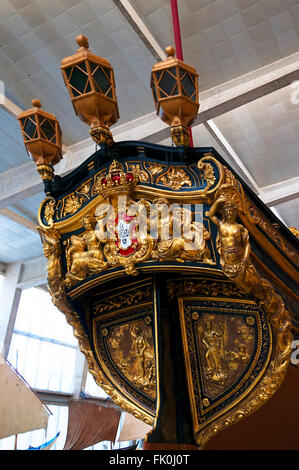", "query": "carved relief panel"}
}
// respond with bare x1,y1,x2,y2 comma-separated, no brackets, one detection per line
91,280,156,419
